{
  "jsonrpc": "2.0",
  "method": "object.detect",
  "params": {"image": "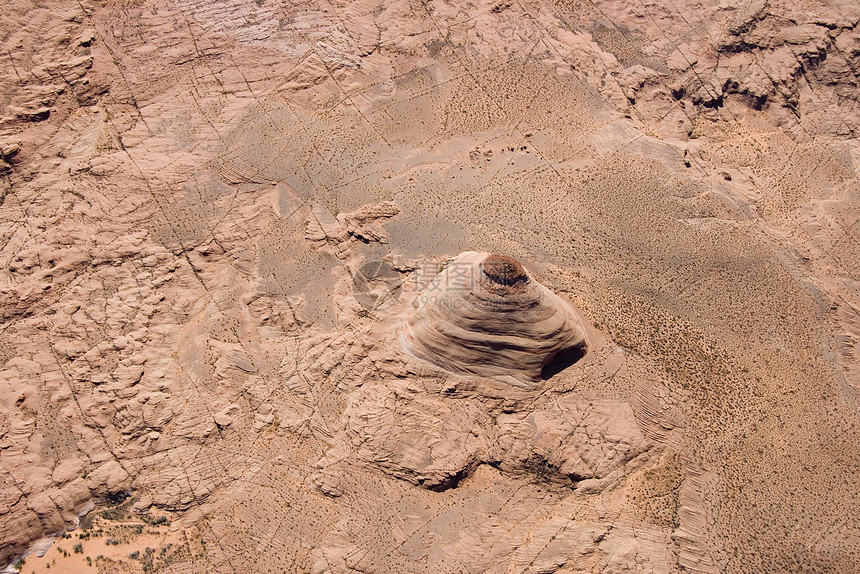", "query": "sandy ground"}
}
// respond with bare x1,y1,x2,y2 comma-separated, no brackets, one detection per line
18,513,180,574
